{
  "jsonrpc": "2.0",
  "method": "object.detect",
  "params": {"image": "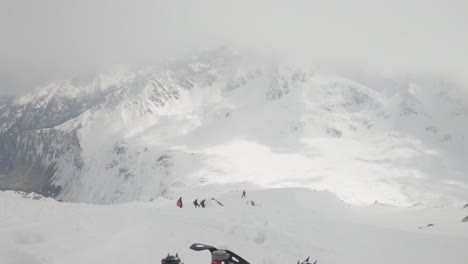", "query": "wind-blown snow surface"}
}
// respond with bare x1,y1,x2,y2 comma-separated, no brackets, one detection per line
1,188,468,264
1,48,468,206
